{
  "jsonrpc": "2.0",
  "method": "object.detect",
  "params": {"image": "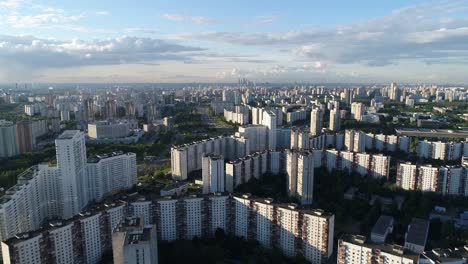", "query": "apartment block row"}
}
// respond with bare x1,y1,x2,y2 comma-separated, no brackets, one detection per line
295,129,410,154
396,162,468,196
222,149,390,200
416,140,468,161
338,235,419,264
316,149,391,179
345,129,410,153
286,108,308,124
1,201,127,264
225,150,282,191
0,131,137,244
0,119,48,158
154,194,334,264
223,105,250,125
337,216,432,264
2,192,334,264
171,135,250,180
